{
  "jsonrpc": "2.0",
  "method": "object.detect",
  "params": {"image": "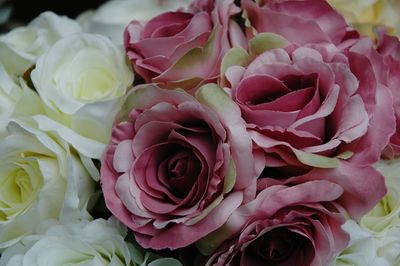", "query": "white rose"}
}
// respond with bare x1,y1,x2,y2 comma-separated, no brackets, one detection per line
335,159,400,265
334,220,390,266
78,0,192,44
328,0,400,38
0,218,183,266
0,65,23,134
360,159,400,233
30,33,133,159
377,226,400,265
0,11,81,79
0,119,95,248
